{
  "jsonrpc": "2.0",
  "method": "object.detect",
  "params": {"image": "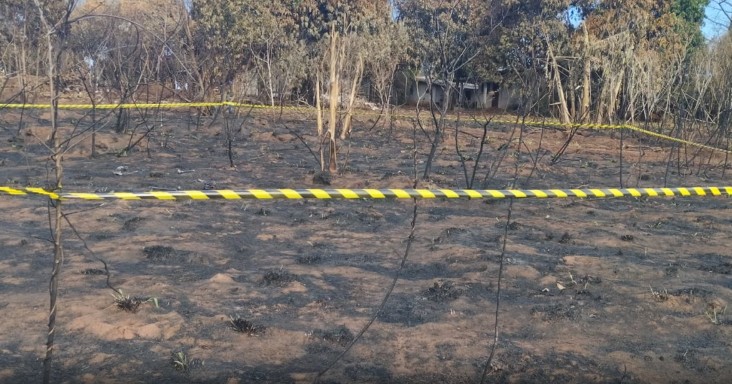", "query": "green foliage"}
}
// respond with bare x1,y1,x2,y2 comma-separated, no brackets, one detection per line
190,0,306,99
672,0,710,49
395,0,499,81
485,0,573,83
293,0,387,42
170,350,203,373
672,0,709,24
192,0,263,64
